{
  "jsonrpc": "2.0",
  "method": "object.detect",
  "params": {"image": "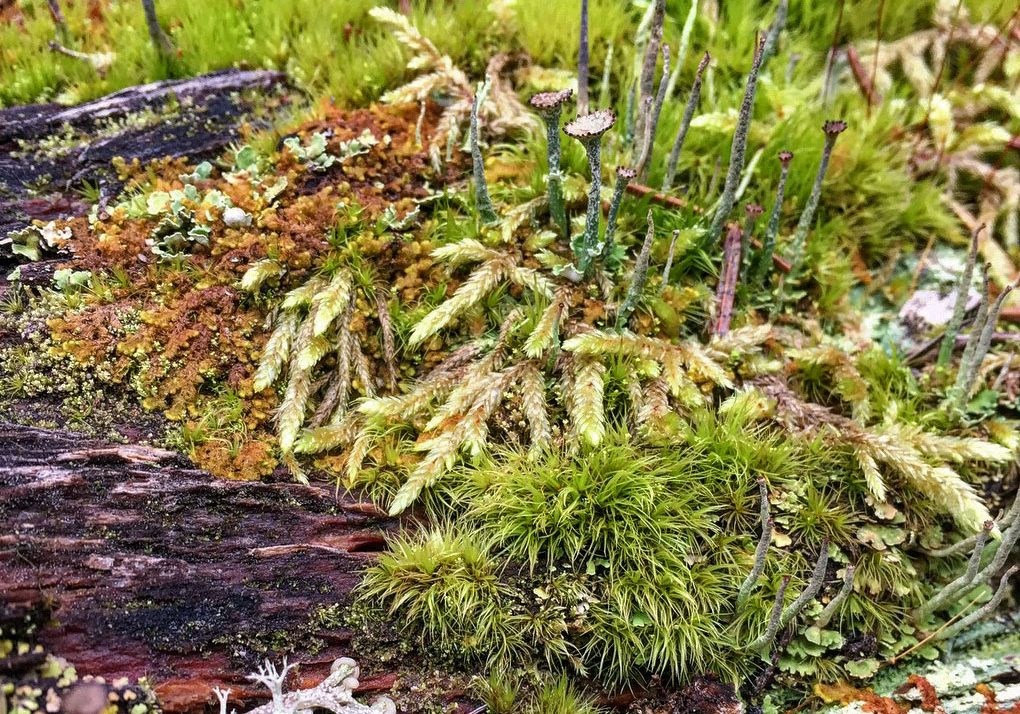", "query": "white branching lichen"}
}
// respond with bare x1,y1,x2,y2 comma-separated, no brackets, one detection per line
224,657,395,714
